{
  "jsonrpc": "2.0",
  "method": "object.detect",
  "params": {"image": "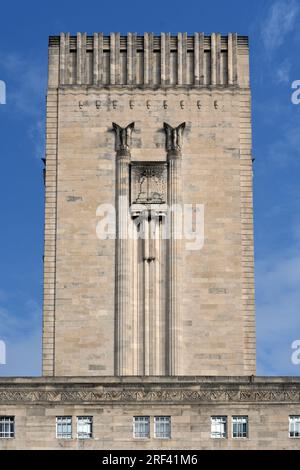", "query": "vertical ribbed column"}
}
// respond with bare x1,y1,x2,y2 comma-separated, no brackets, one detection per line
59,33,66,84
161,33,170,86
182,32,187,85
228,33,233,85
115,33,121,84
127,32,137,85
81,33,87,84
178,33,187,85
143,214,150,375
167,150,182,375
211,33,217,85
76,33,82,84
194,32,205,86
127,32,133,85
76,32,87,84
110,32,120,85
194,32,200,86
132,33,137,85
228,32,238,85
161,33,166,86
59,33,70,85
199,32,204,85
233,33,238,85
144,32,150,85
155,217,167,375
110,33,115,84
115,149,131,375
92,33,104,85
132,219,139,375
165,33,170,85
149,33,154,86
177,33,183,85
164,122,185,375
159,217,167,375
93,33,99,85
113,122,134,376
98,33,104,85
215,33,221,85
